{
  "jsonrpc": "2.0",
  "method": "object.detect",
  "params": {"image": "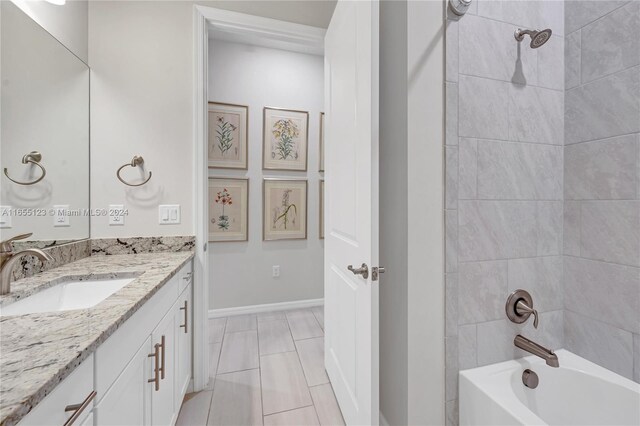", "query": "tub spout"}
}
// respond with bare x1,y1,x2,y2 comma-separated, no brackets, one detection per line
514,334,559,368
